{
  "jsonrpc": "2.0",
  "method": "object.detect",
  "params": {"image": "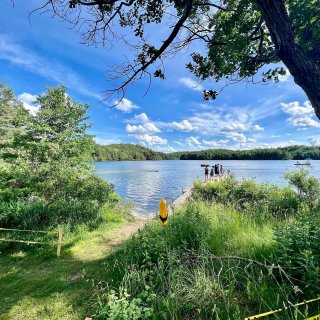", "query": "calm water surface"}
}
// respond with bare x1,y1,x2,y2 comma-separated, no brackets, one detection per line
94,160,320,216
